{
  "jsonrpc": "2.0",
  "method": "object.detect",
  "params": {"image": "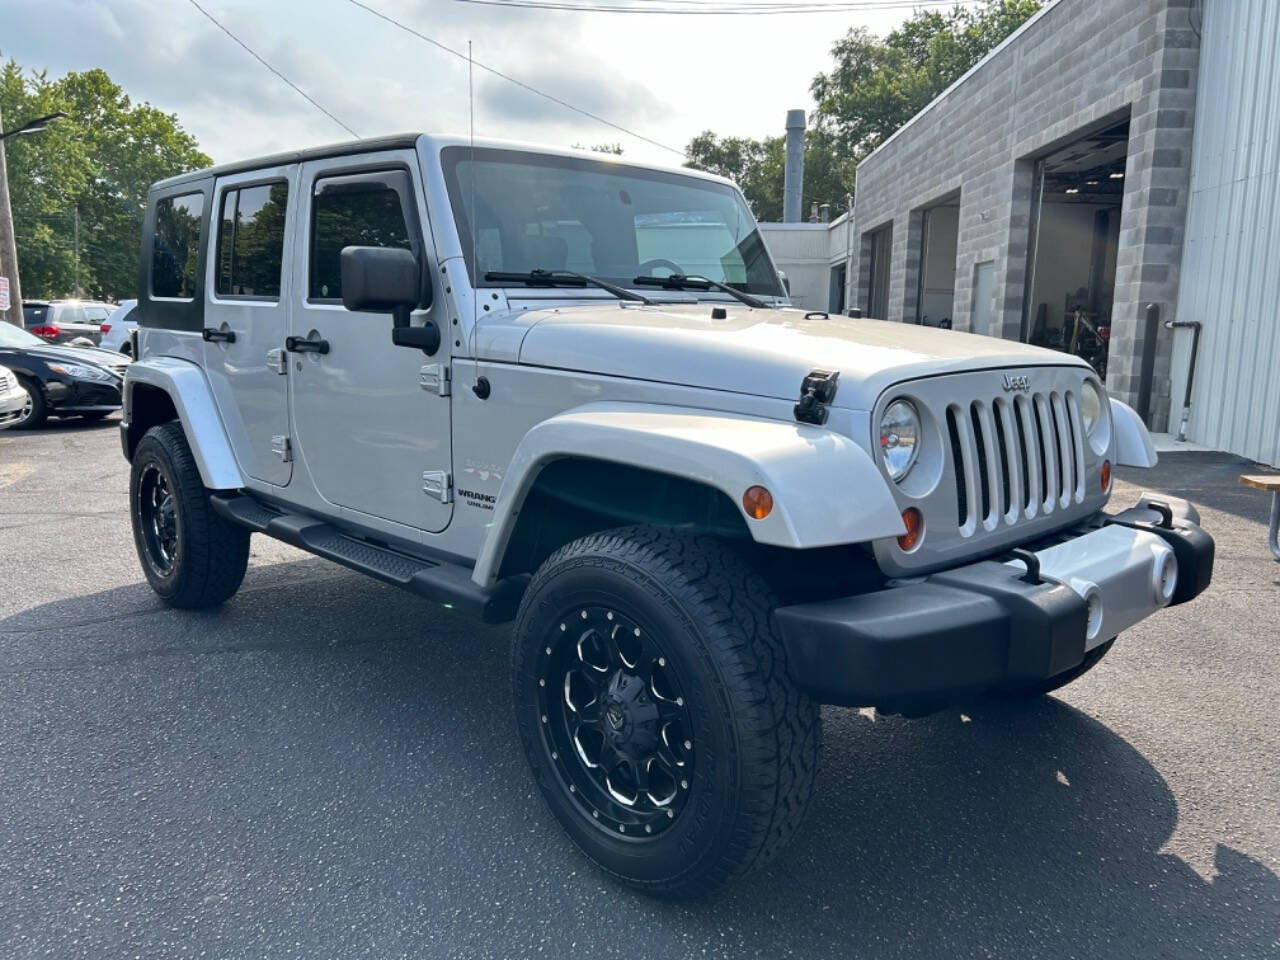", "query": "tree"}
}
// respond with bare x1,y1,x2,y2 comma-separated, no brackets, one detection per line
0,60,210,301
685,128,850,223
686,0,1040,220
573,142,624,155
811,0,1041,163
